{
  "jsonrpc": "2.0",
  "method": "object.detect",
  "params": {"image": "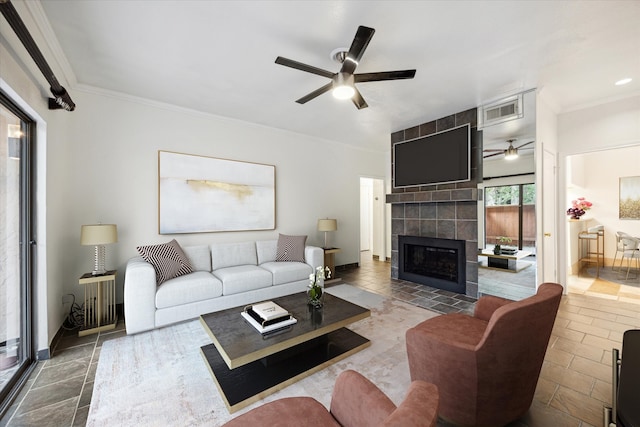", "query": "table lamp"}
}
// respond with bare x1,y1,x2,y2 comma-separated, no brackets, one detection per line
81,224,118,275
317,218,337,249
